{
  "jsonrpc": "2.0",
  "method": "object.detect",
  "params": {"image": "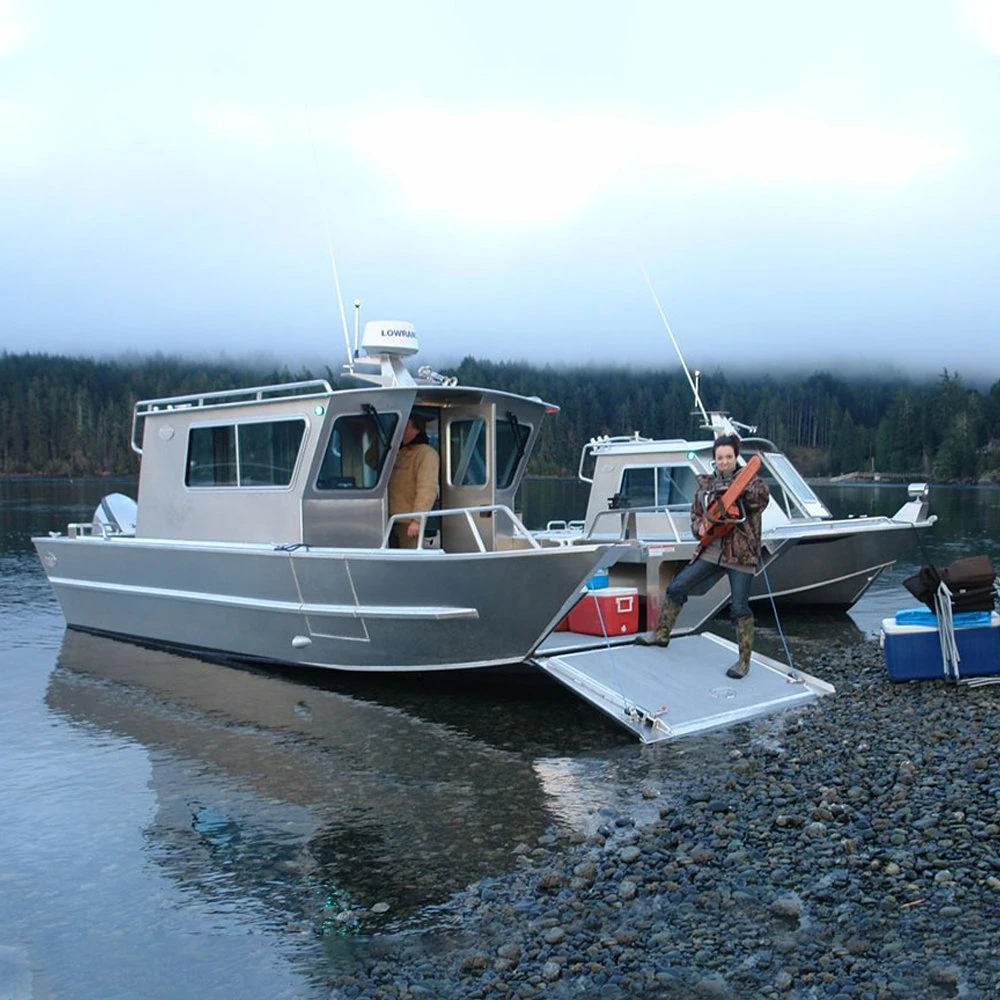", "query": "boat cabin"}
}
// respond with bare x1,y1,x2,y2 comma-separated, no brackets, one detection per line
128,325,553,553
577,419,836,541
577,412,931,541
